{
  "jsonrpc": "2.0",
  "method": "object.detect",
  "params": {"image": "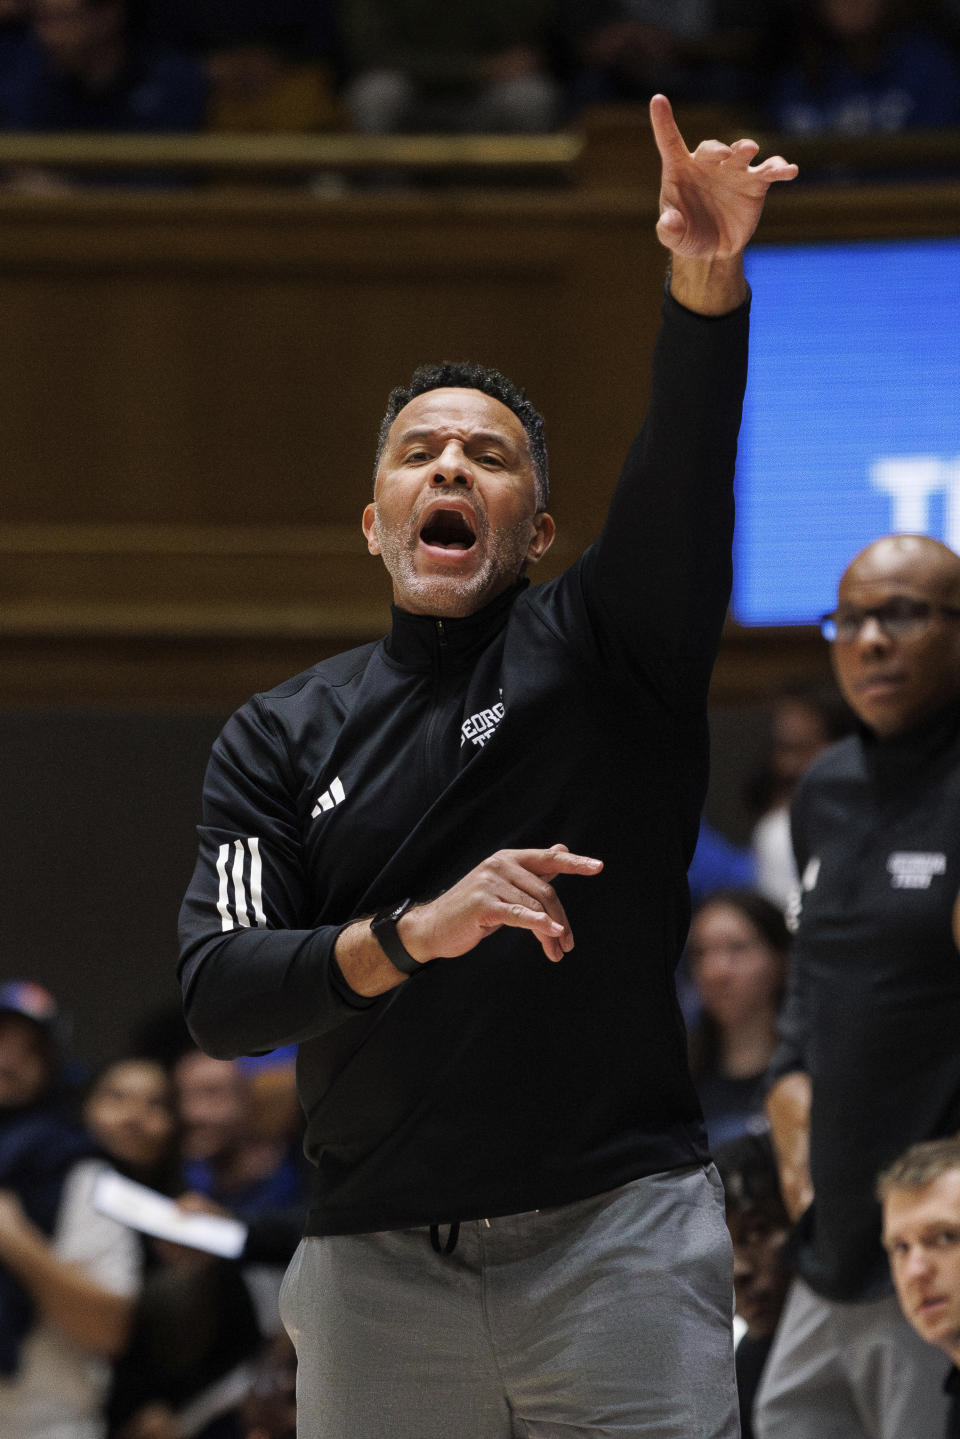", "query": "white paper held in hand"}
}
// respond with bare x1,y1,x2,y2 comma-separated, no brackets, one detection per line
92,1168,248,1258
